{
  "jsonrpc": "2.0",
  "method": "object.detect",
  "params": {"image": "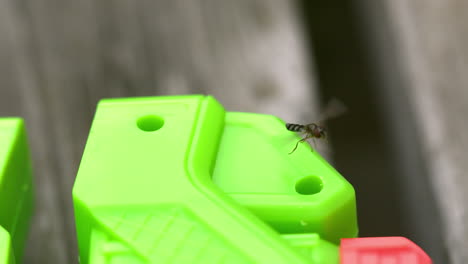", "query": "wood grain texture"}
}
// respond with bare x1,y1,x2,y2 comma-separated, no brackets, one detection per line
356,1,468,263
0,0,318,263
